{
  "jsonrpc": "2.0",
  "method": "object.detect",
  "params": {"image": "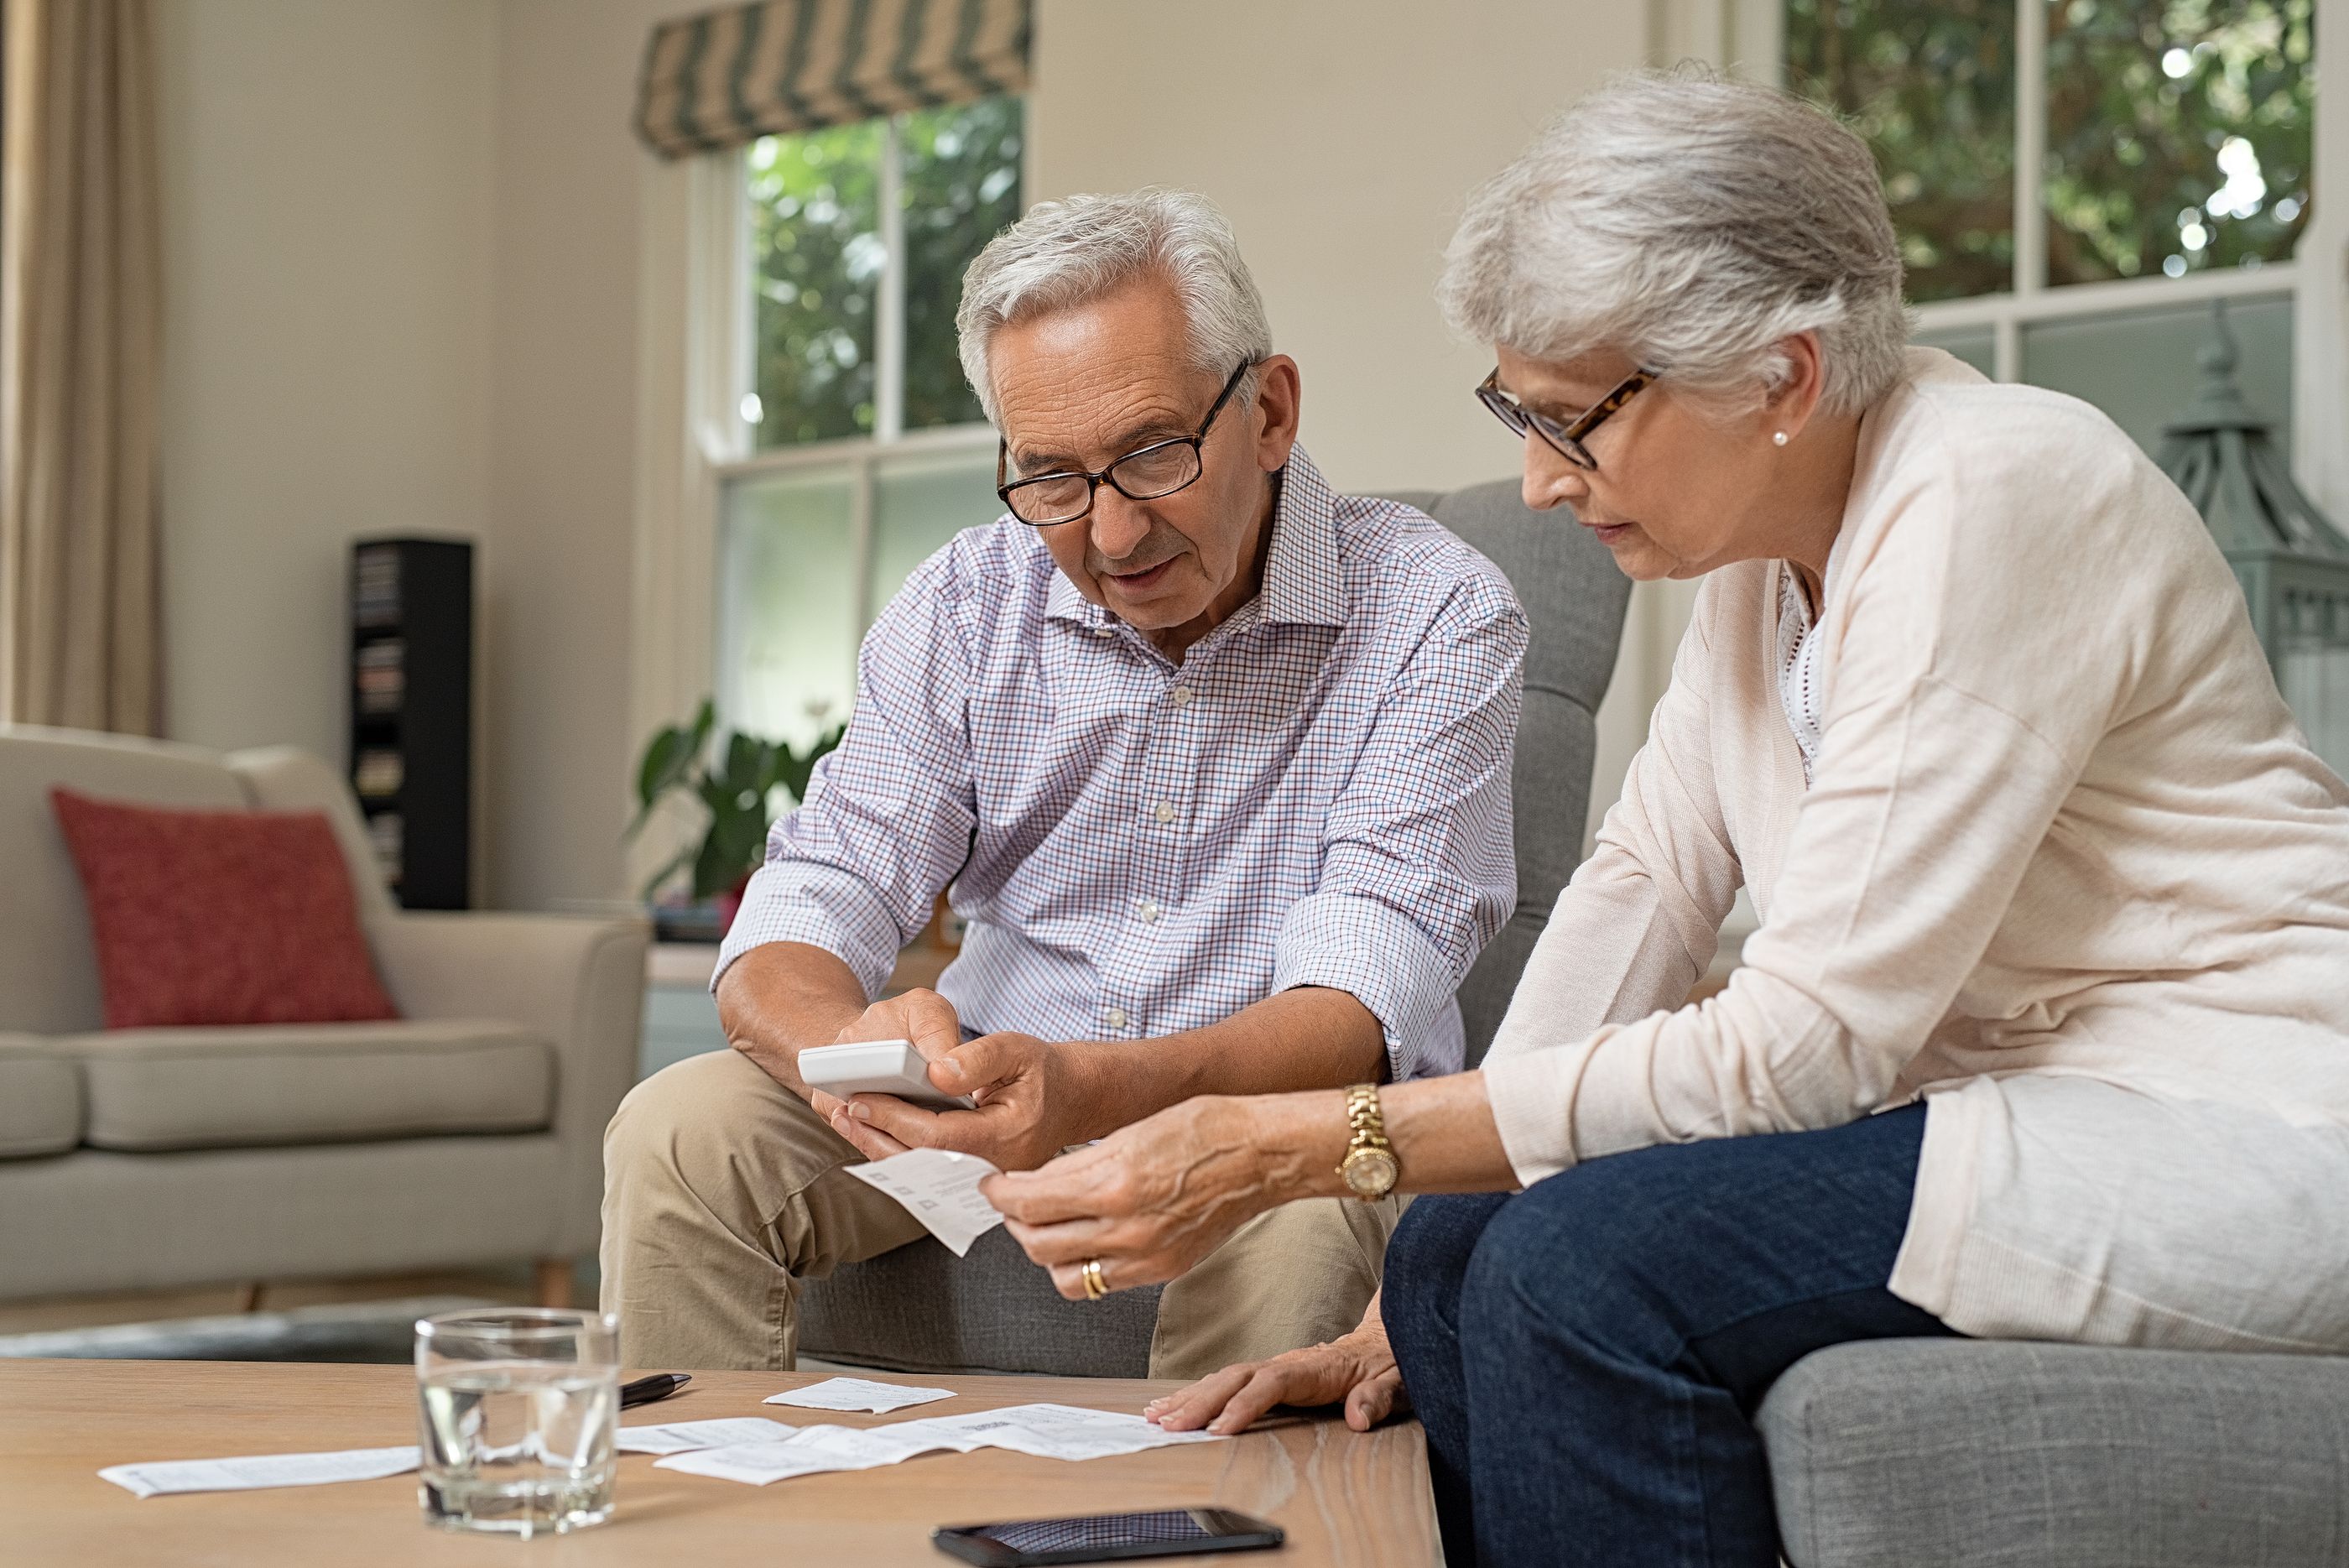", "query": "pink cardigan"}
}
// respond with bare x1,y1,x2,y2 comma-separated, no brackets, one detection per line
1482,351,2349,1352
